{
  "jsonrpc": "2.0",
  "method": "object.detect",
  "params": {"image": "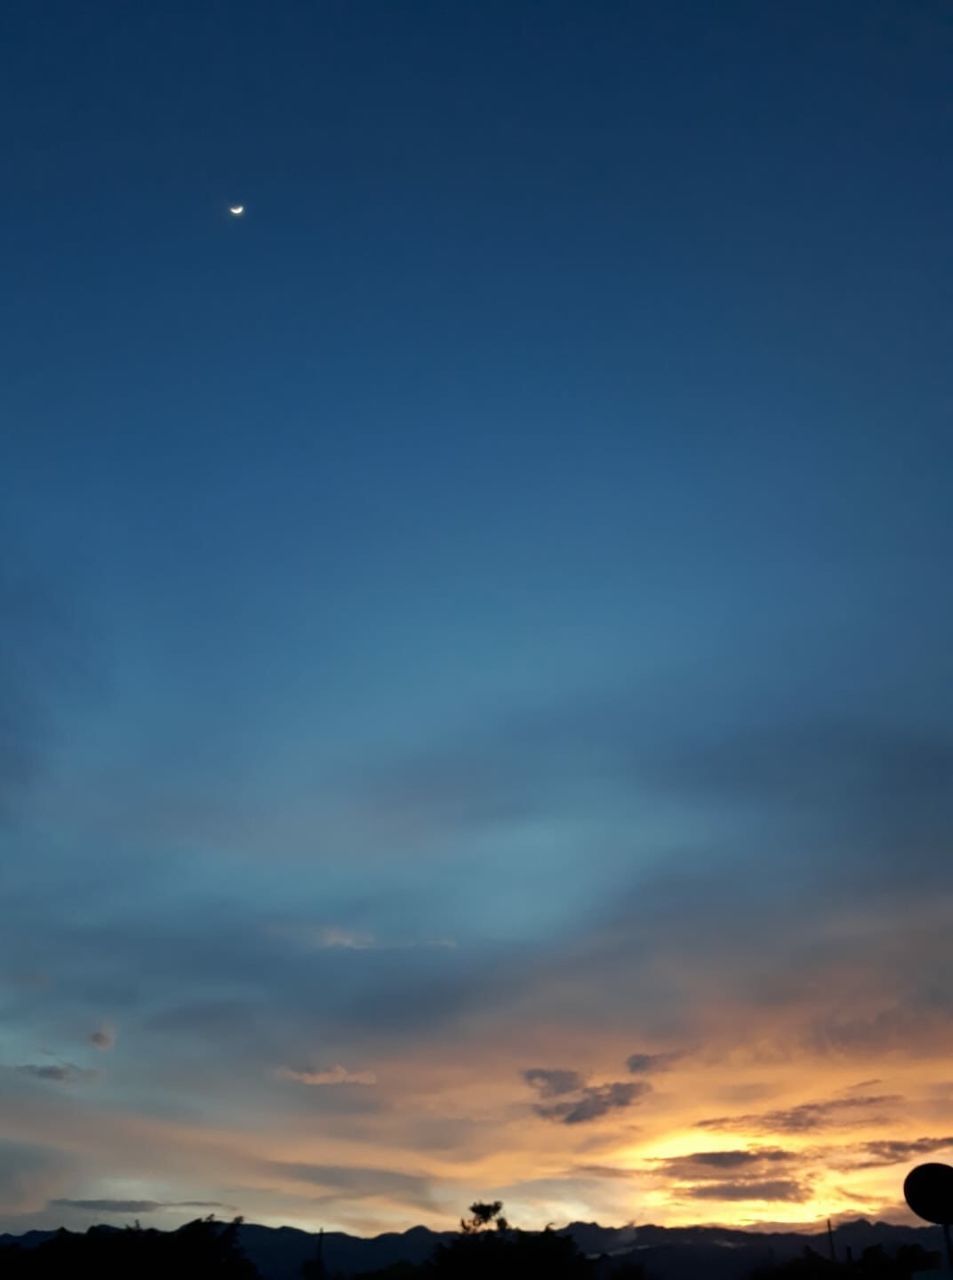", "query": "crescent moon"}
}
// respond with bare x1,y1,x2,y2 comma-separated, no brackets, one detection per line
229,205,245,216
